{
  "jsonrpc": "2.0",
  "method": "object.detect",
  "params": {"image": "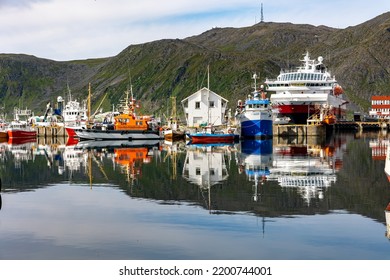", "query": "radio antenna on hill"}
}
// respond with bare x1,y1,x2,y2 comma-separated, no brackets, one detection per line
260,3,264,23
